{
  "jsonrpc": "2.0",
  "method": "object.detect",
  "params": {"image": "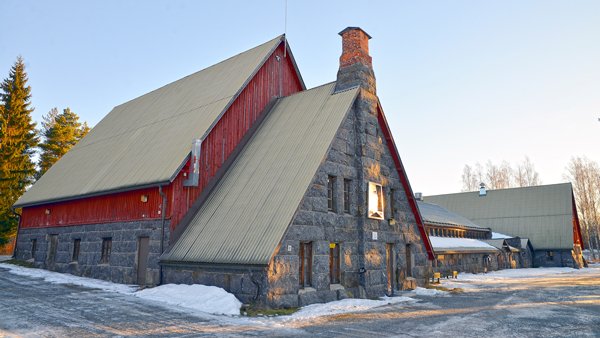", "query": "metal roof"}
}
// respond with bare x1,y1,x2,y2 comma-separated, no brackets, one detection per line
15,36,285,207
417,201,486,230
424,183,576,250
161,83,359,265
429,236,499,254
